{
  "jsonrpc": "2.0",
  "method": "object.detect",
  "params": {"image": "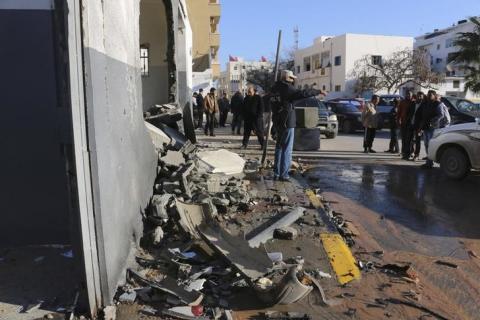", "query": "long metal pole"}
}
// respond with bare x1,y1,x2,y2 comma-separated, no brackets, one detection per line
261,30,282,167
